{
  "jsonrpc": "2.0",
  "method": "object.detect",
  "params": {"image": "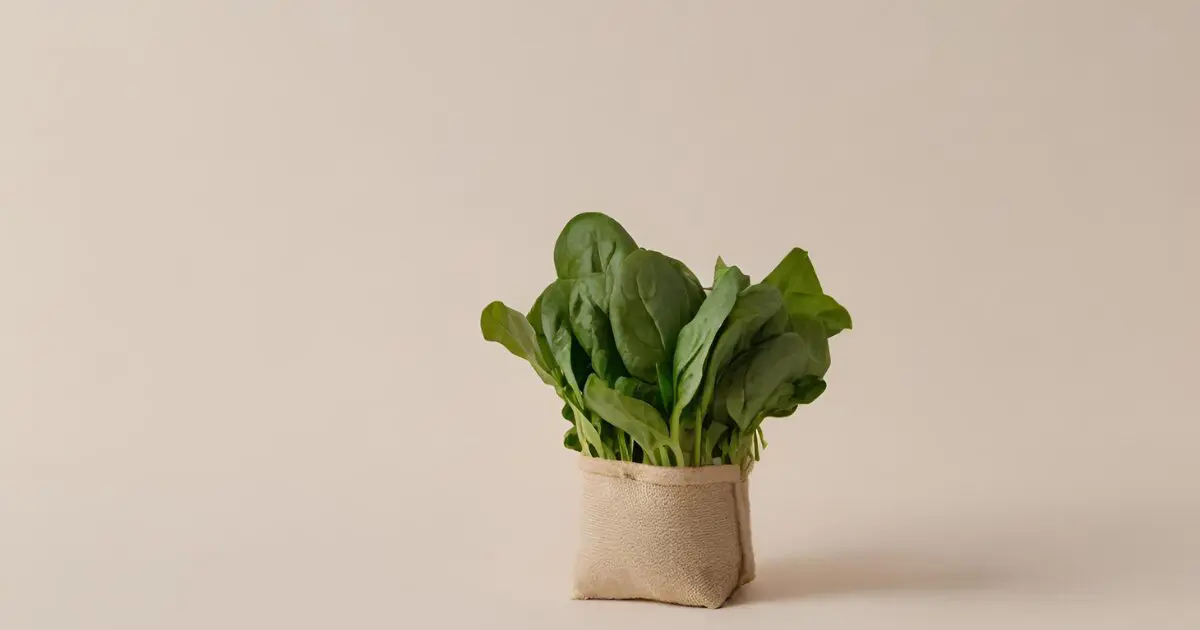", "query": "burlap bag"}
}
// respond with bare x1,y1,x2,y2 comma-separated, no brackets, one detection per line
572,457,756,608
